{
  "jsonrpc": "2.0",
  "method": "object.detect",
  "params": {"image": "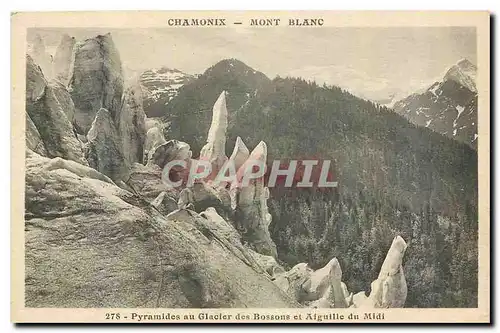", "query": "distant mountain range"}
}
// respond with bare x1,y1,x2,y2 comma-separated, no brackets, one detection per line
140,58,478,150
392,59,477,149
